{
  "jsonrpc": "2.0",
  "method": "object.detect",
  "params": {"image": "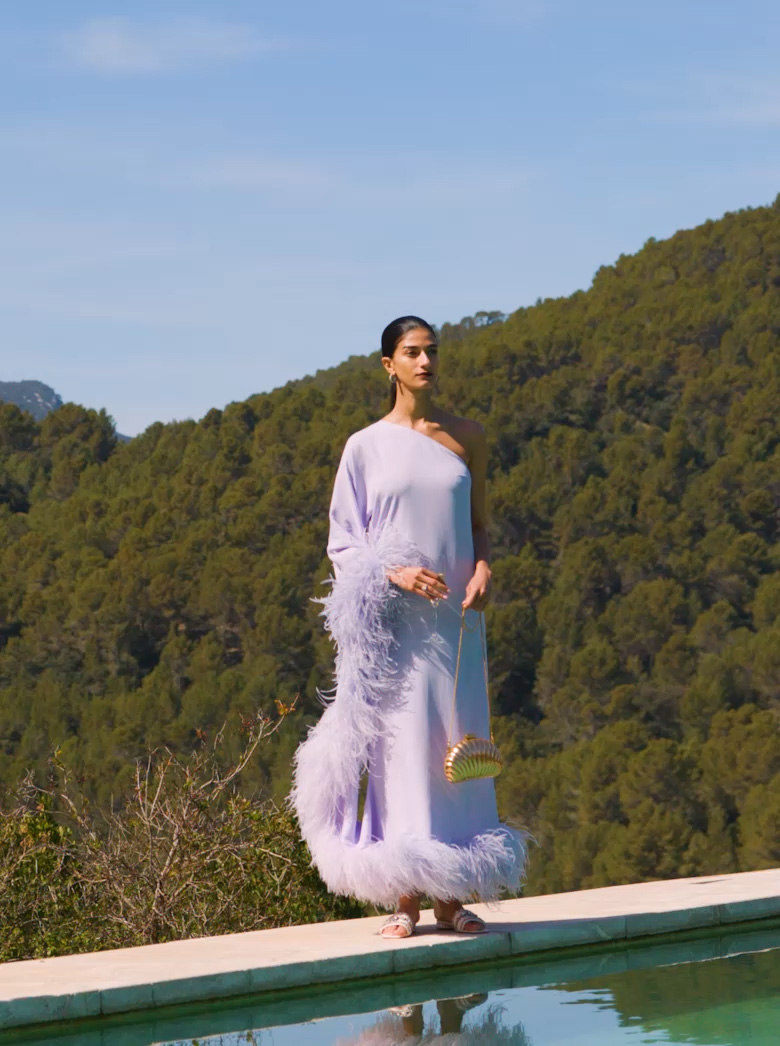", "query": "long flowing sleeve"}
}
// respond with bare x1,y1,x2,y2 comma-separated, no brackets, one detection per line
317,436,428,651
326,437,370,580
289,436,426,880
